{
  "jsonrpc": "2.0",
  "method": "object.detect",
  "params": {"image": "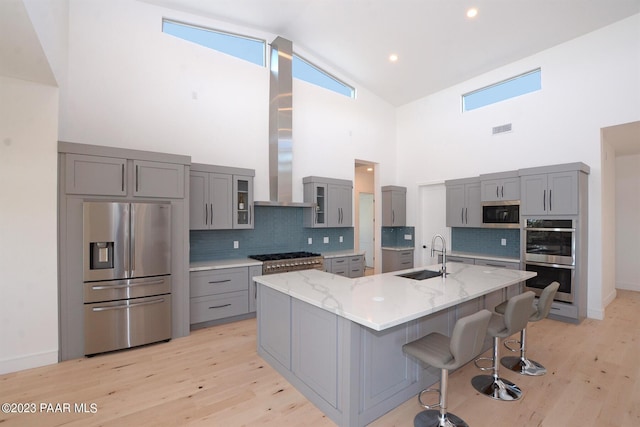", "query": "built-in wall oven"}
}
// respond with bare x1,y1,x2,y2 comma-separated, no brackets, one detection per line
524,218,576,303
